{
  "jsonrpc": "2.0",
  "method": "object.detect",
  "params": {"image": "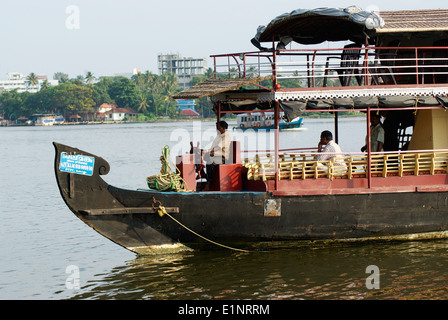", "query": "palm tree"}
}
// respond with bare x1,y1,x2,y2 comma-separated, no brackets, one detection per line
40,80,50,90
27,73,38,87
131,72,144,90
158,73,179,116
137,92,149,113
85,71,95,84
